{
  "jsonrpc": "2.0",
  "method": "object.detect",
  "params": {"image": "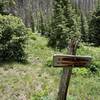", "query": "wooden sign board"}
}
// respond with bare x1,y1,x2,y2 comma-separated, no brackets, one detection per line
53,54,92,67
